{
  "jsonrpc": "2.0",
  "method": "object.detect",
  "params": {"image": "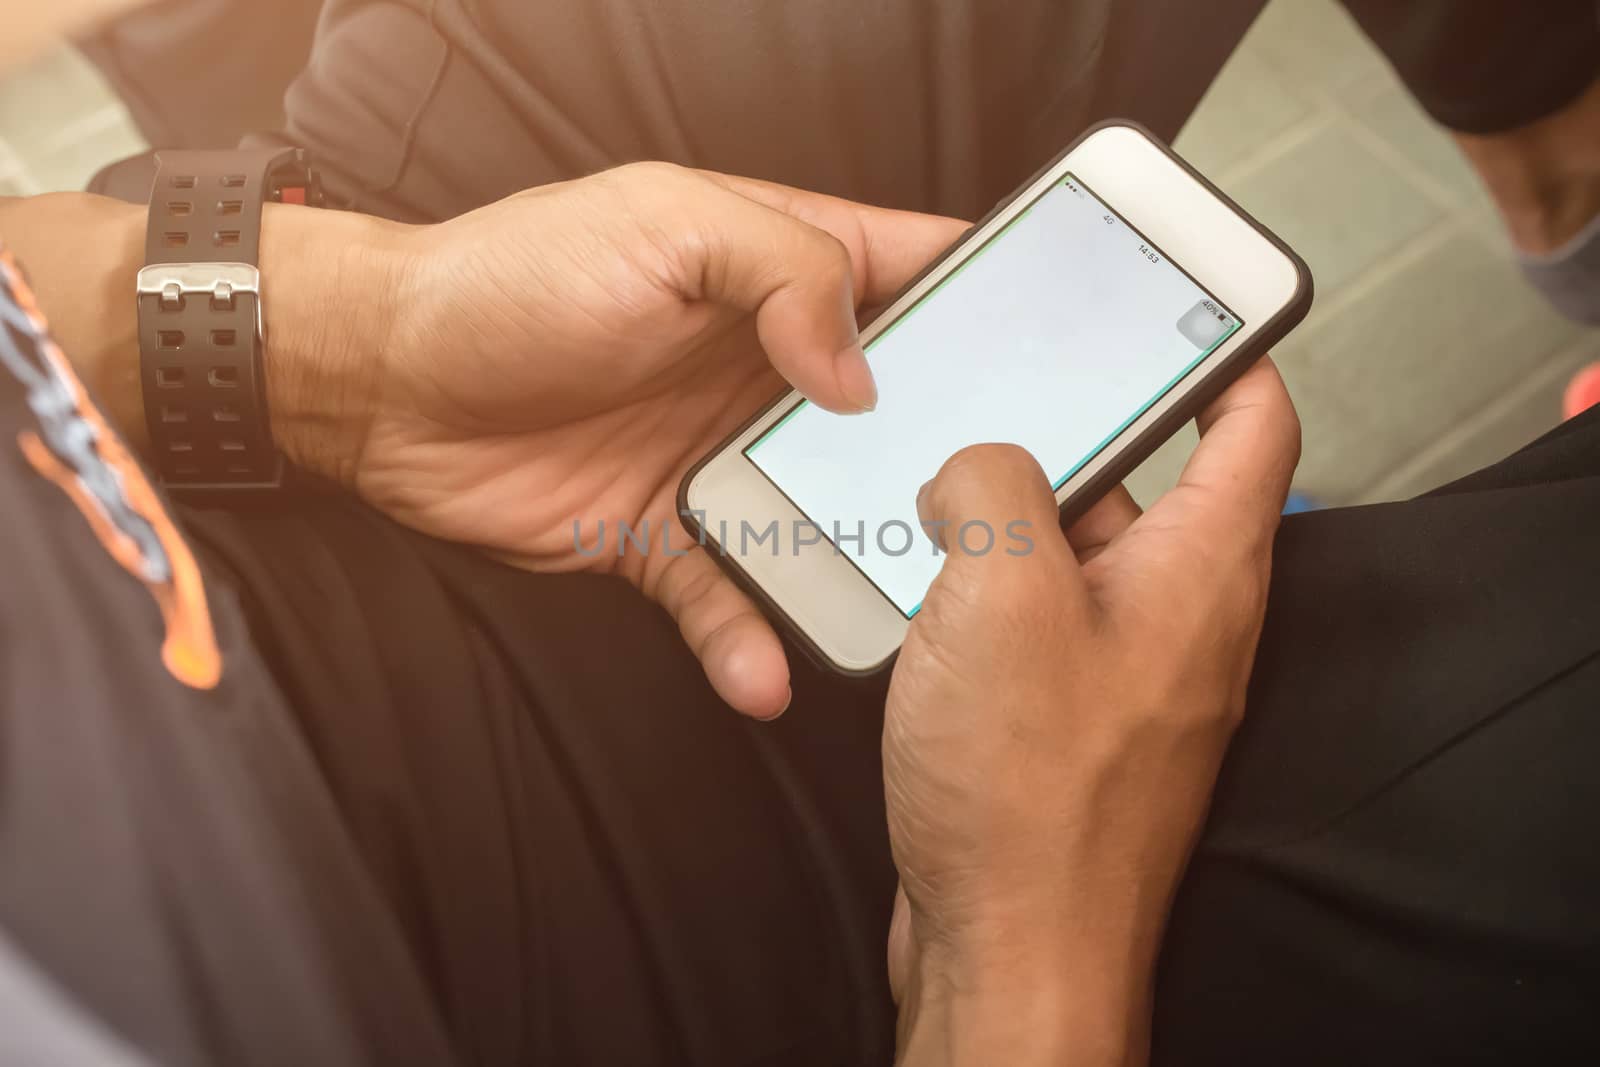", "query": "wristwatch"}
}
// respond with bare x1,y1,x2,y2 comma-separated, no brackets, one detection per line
136,147,323,491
